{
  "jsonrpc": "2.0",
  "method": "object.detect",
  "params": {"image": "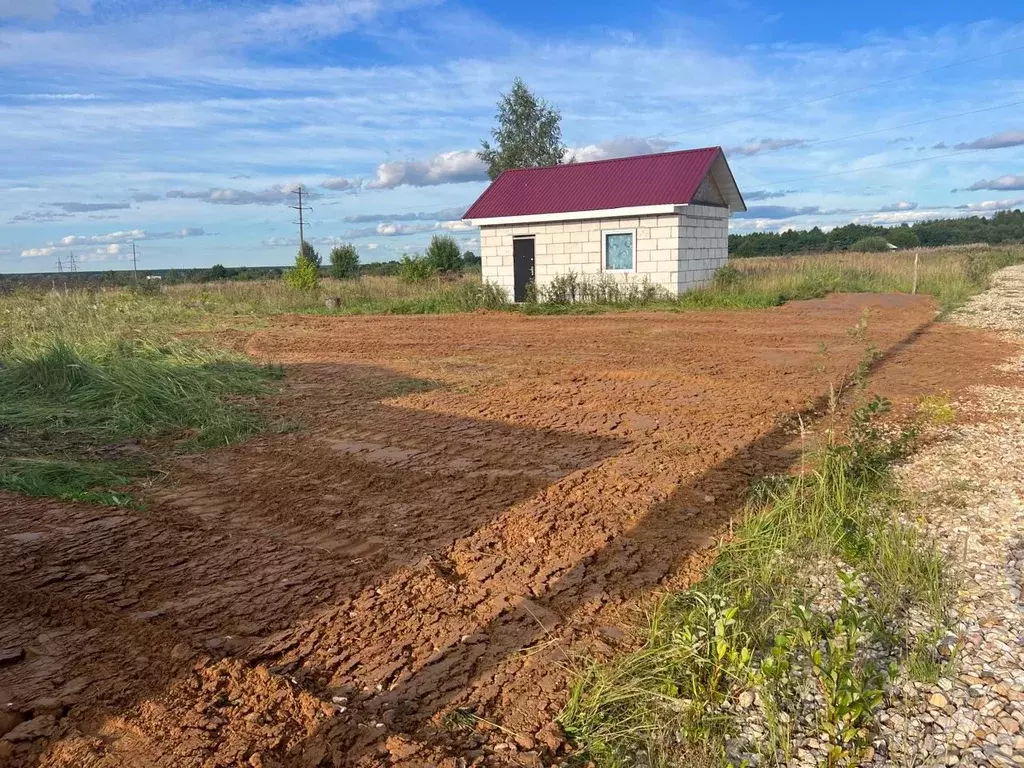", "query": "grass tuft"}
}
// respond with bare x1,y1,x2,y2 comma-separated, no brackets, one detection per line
0,336,281,504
